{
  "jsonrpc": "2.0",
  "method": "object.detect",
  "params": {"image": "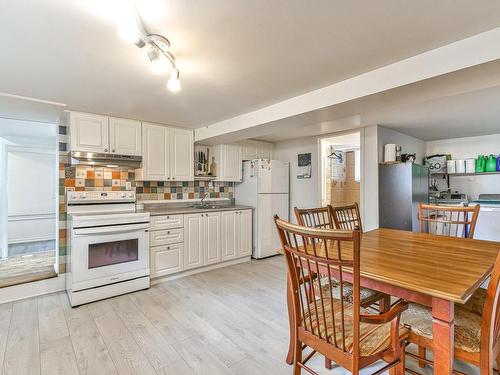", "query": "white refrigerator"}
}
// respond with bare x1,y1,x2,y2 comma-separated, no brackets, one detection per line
235,159,289,259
